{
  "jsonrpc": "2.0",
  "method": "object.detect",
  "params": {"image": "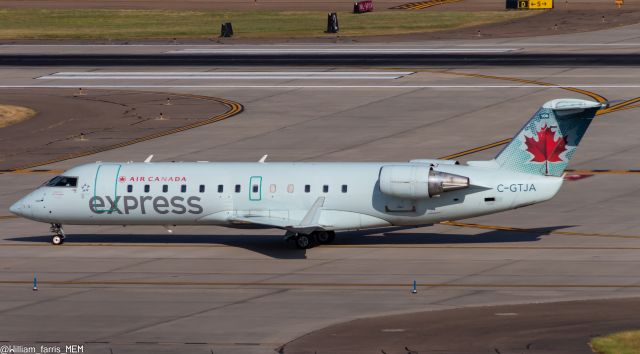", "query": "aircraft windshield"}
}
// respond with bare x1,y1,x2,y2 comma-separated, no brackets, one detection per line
44,176,78,187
